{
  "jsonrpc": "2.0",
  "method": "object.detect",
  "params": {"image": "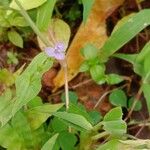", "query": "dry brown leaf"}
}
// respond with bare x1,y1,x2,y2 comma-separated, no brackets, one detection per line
53,0,124,91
